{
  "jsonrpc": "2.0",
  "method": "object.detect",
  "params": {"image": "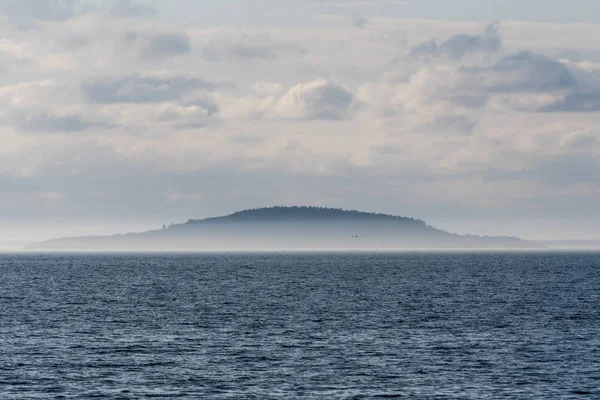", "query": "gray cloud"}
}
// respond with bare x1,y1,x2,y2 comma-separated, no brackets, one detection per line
353,17,368,29
417,51,585,112
81,74,223,104
110,0,156,17
411,23,502,60
487,52,575,93
486,53,600,112
19,113,88,133
0,0,157,25
542,92,600,112
143,33,191,60
426,114,476,136
1,109,110,134
122,31,192,60
0,0,75,23
202,34,307,61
